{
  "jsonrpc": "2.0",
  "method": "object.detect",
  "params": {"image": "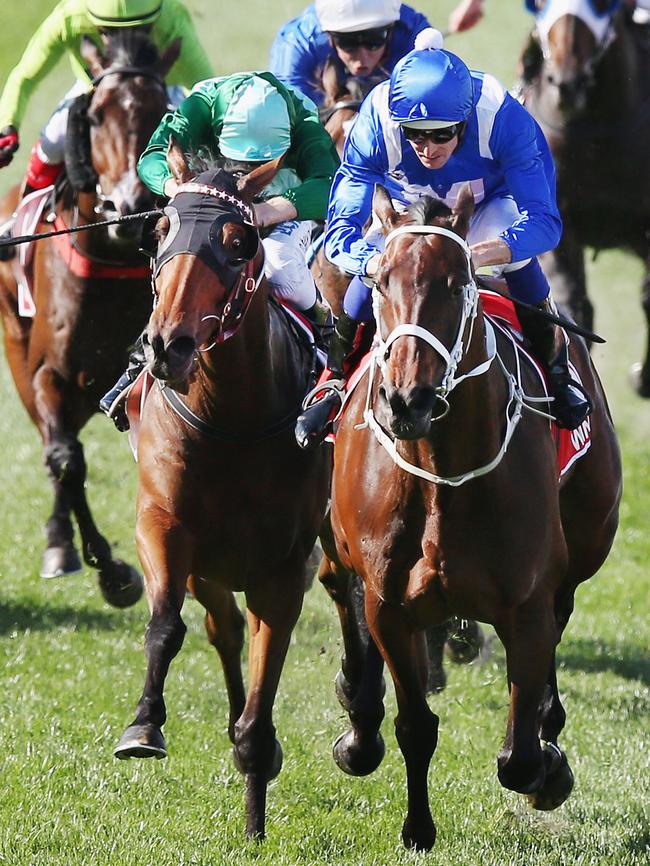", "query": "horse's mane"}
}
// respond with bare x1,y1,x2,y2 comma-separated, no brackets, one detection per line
407,196,453,228
103,28,159,68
